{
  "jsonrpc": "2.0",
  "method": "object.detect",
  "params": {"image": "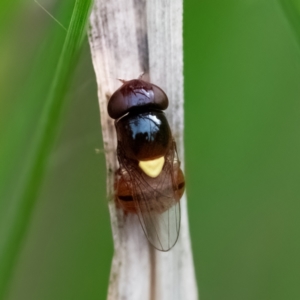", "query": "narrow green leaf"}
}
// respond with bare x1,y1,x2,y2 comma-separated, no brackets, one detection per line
0,0,93,297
